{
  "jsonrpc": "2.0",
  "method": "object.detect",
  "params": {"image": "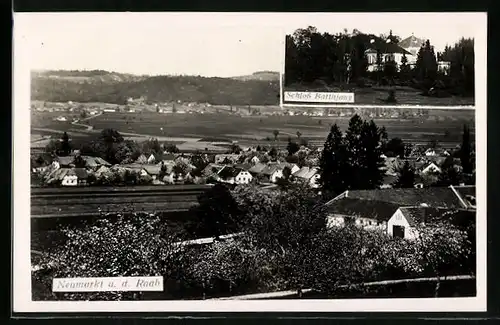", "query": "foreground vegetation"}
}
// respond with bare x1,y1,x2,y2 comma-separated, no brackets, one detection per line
32,183,475,300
